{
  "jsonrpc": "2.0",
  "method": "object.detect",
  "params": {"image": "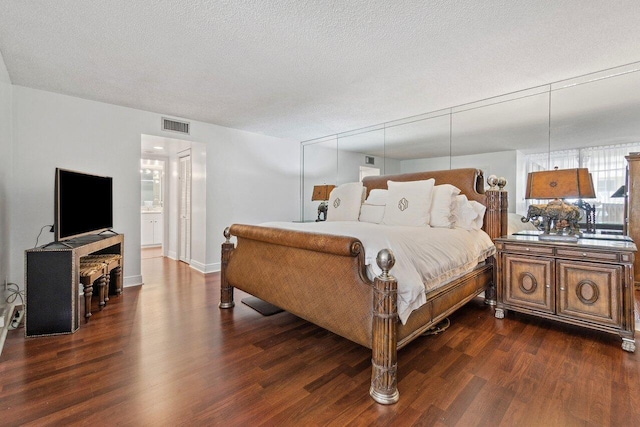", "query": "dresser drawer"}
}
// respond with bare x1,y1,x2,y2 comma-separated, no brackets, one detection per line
502,243,554,256
555,248,619,262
